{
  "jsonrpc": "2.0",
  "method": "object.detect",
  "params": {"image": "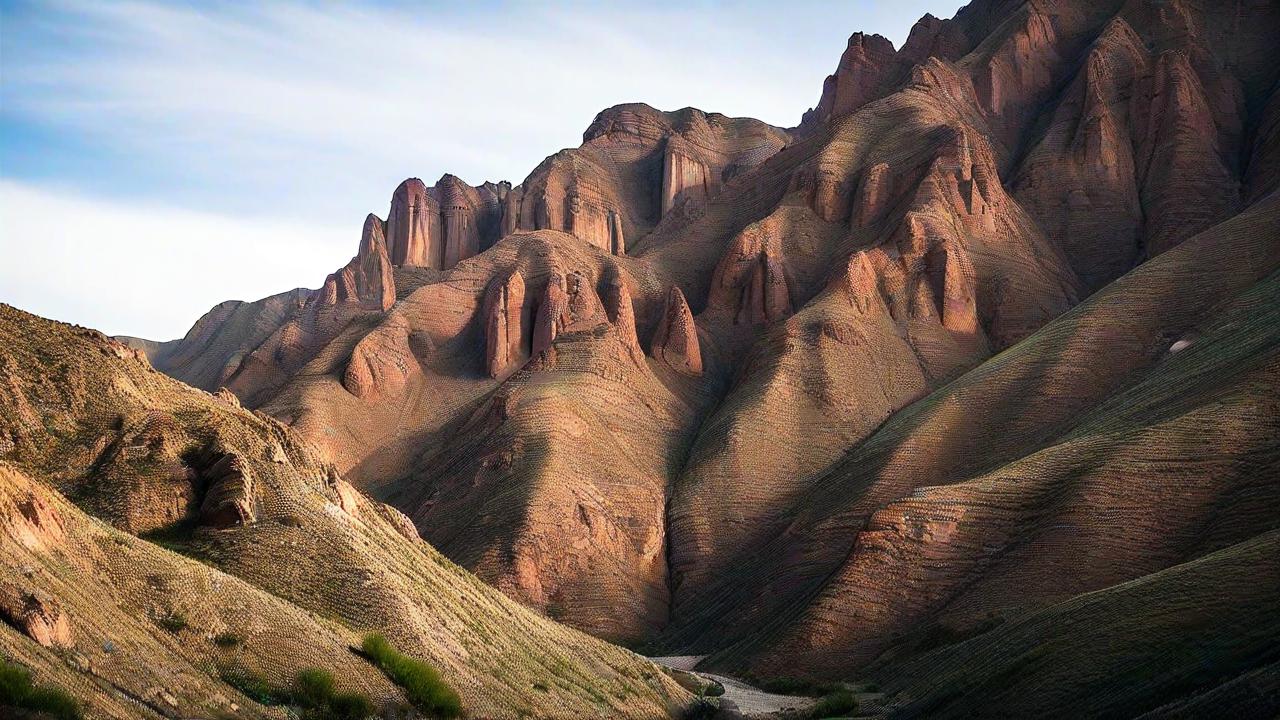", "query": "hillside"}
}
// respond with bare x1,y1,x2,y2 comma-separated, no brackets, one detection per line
1,305,693,718
63,0,1280,716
